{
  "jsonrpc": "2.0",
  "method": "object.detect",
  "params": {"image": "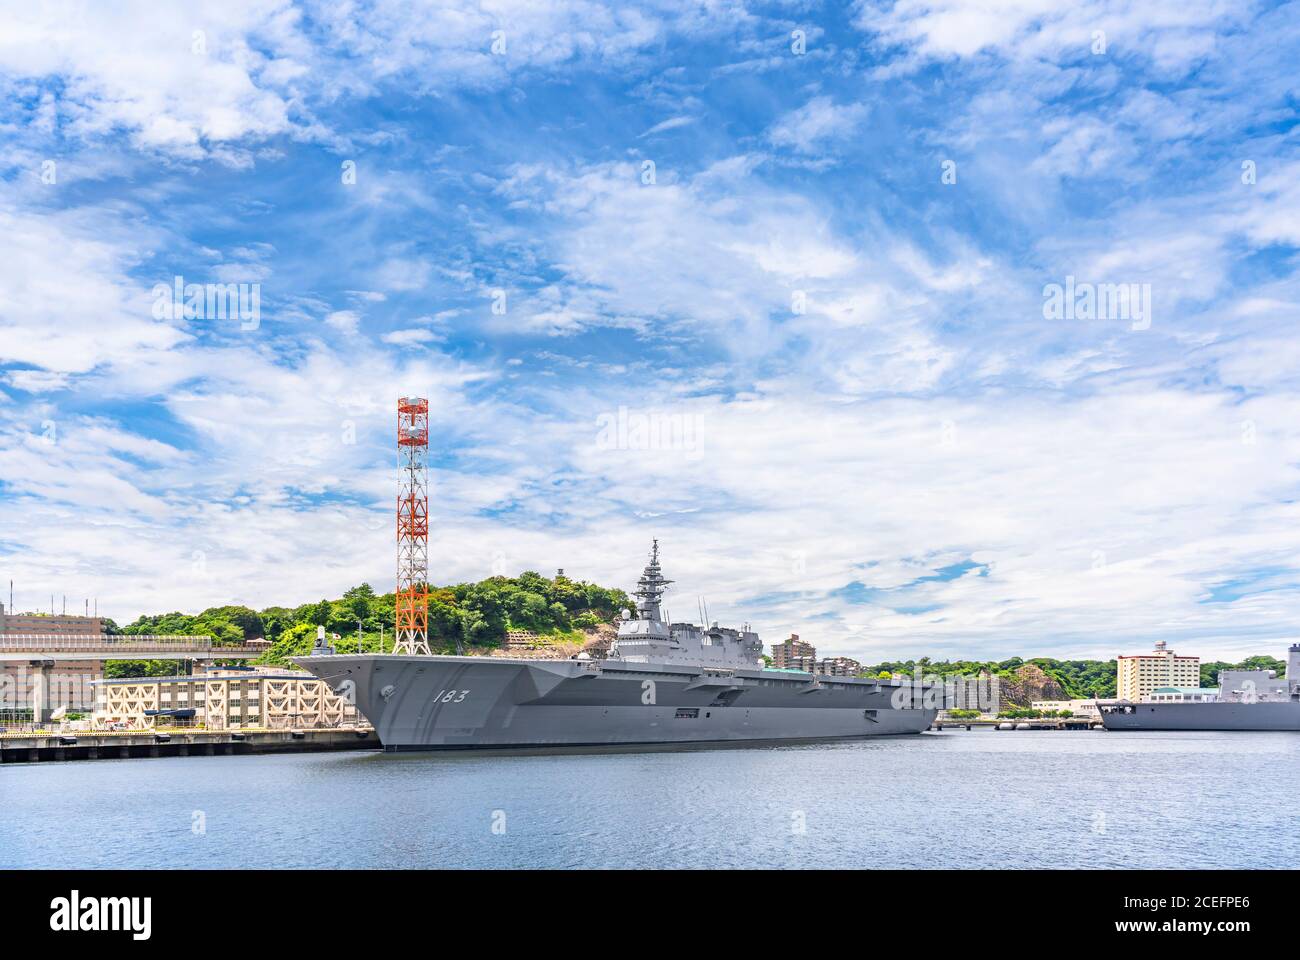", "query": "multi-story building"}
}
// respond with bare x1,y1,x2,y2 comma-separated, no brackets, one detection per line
781,654,862,677
0,604,107,719
818,656,861,677
770,633,815,668
91,667,363,731
1117,640,1200,702
0,603,106,636
784,654,818,673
